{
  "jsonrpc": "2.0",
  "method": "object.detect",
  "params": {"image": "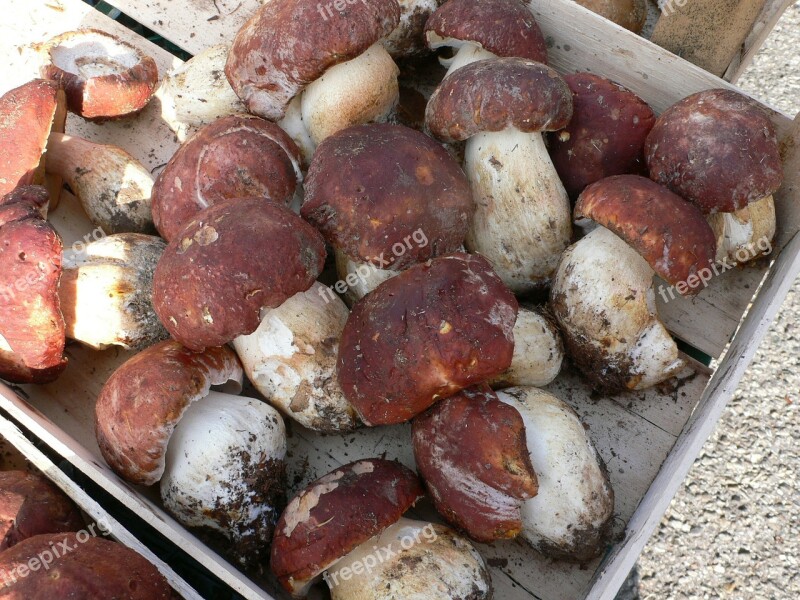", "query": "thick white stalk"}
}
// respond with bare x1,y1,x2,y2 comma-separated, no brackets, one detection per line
441,42,497,76
707,194,775,264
